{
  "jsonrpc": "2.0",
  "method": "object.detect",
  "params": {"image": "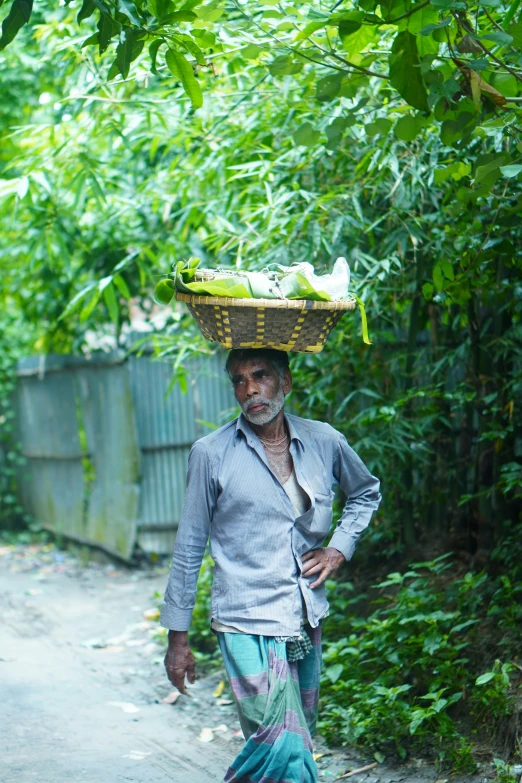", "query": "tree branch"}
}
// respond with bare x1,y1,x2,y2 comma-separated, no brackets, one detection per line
384,0,431,24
